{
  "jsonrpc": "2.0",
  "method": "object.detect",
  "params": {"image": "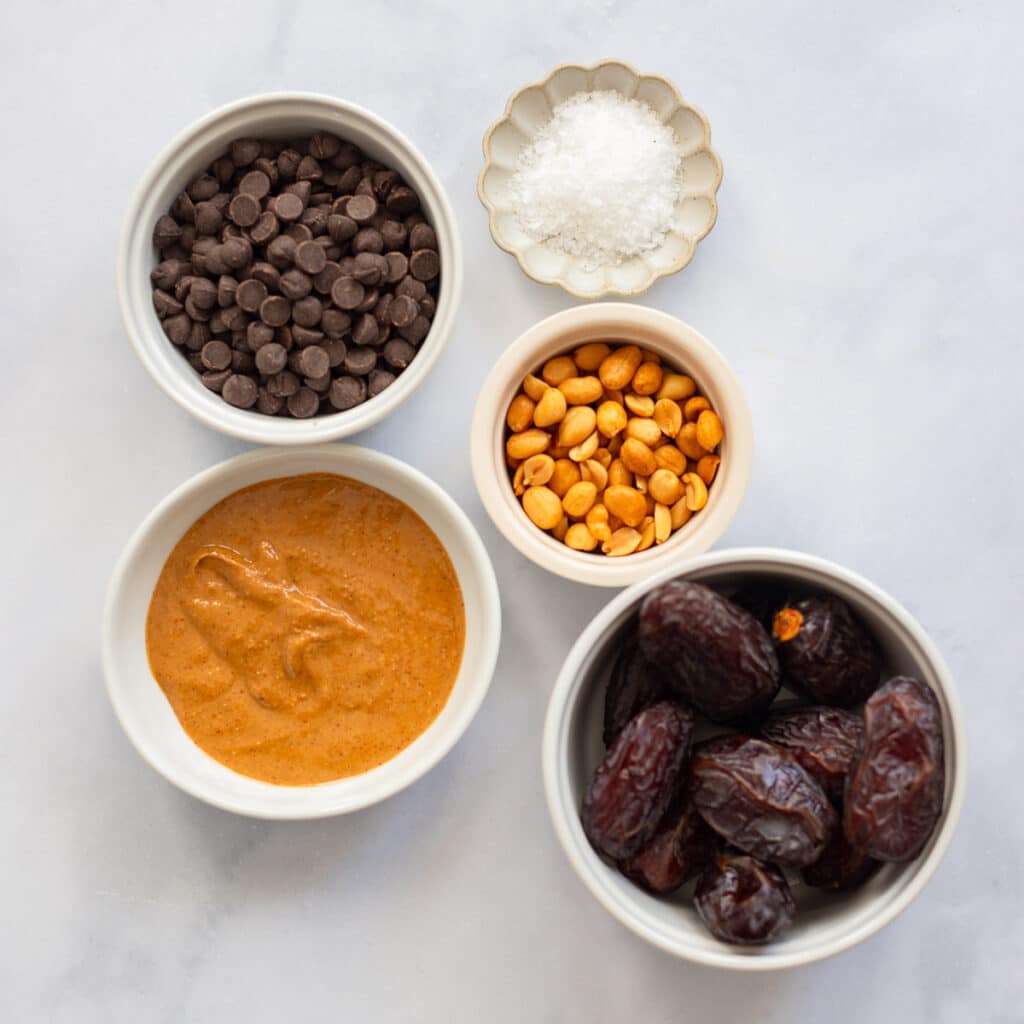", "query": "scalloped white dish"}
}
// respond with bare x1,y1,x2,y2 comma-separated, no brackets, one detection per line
478,61,723,299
